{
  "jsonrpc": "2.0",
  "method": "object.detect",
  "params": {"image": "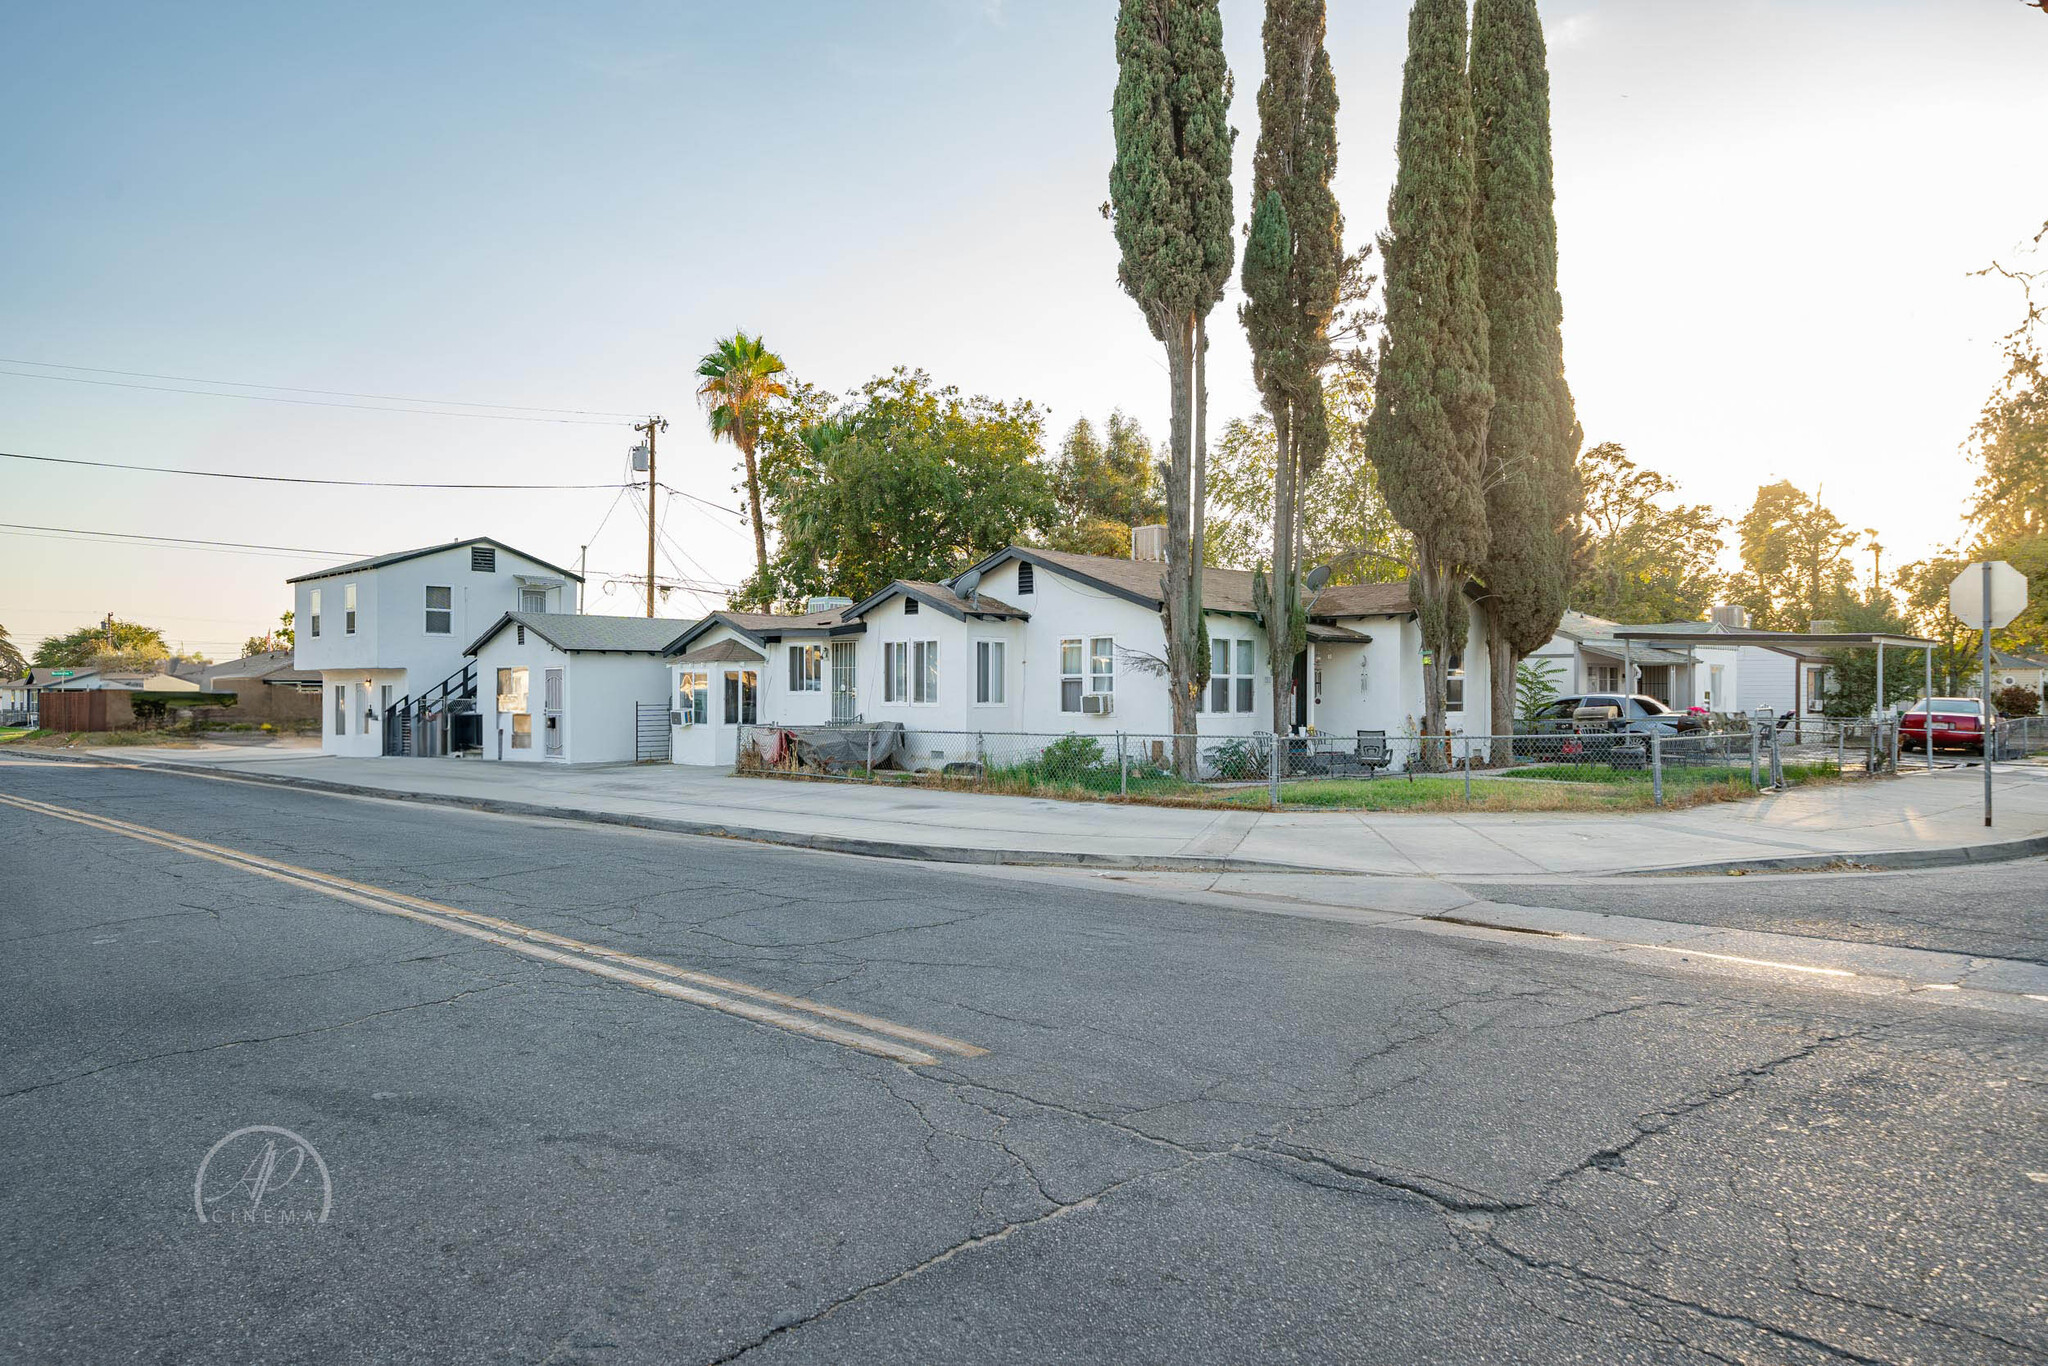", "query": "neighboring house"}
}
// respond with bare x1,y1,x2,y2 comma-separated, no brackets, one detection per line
464,613,695,764
0,676,31,724
1987,650,2048,706
1526,610,1827,718
666,543,1493,769
35,666,201,692
289,537,582,757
